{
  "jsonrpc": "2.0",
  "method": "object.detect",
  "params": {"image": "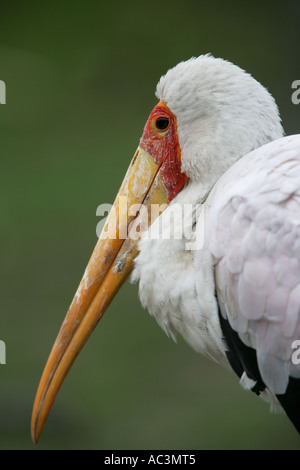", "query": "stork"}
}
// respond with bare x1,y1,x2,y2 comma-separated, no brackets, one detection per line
31,55,300,443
